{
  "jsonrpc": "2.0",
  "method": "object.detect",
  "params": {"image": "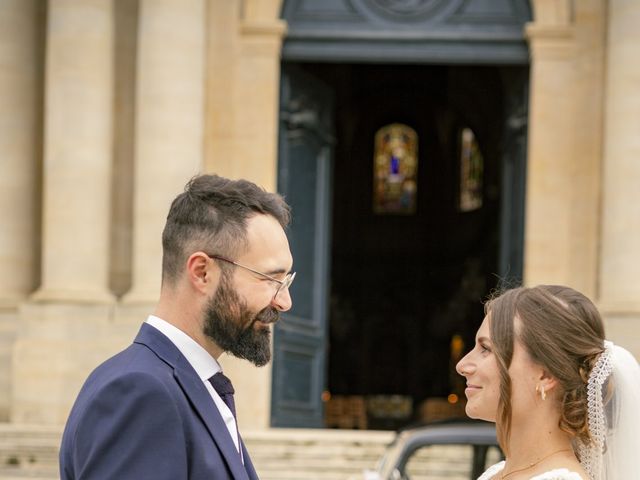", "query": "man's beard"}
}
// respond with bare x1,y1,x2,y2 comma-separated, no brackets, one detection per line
203,273,279,367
